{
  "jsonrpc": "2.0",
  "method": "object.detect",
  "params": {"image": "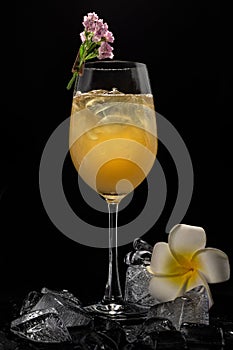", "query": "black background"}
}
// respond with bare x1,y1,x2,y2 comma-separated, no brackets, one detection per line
1,0,233,318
